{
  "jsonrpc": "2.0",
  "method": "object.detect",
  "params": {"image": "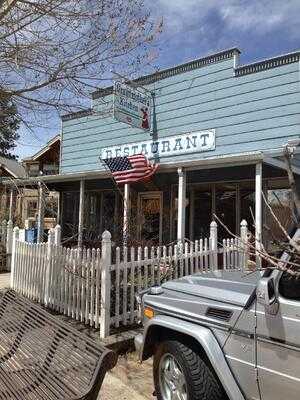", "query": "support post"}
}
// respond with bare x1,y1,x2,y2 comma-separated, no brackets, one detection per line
123,183,130,246
255,163,263,266
6,220,13,270
9,189,14,222
78,180,85,248
44,228,55,306
54,224,61,245
37,183,45,243
177,167,186,242
10,227,19,288
100,230,112,339
240,220,248,270
189,187,195,241
210,221,218,270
